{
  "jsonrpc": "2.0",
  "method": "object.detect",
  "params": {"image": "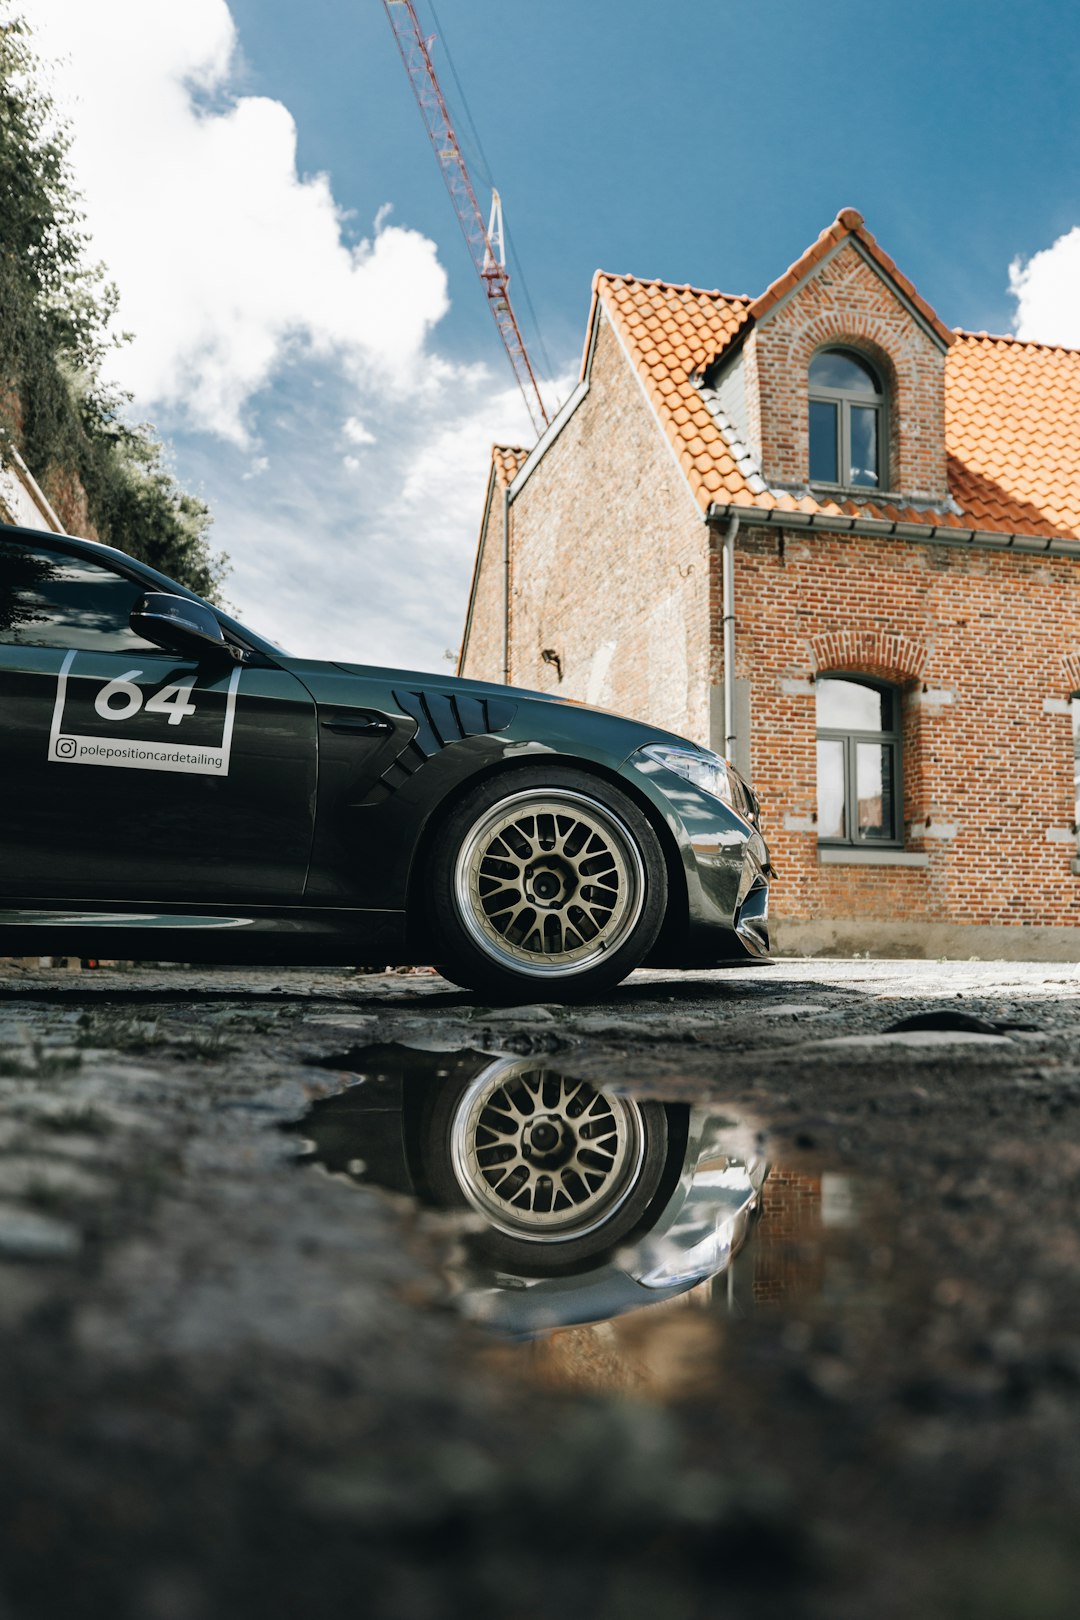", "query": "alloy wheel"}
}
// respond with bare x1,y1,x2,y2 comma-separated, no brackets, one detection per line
448,1059,649,1242
452,788,646,976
